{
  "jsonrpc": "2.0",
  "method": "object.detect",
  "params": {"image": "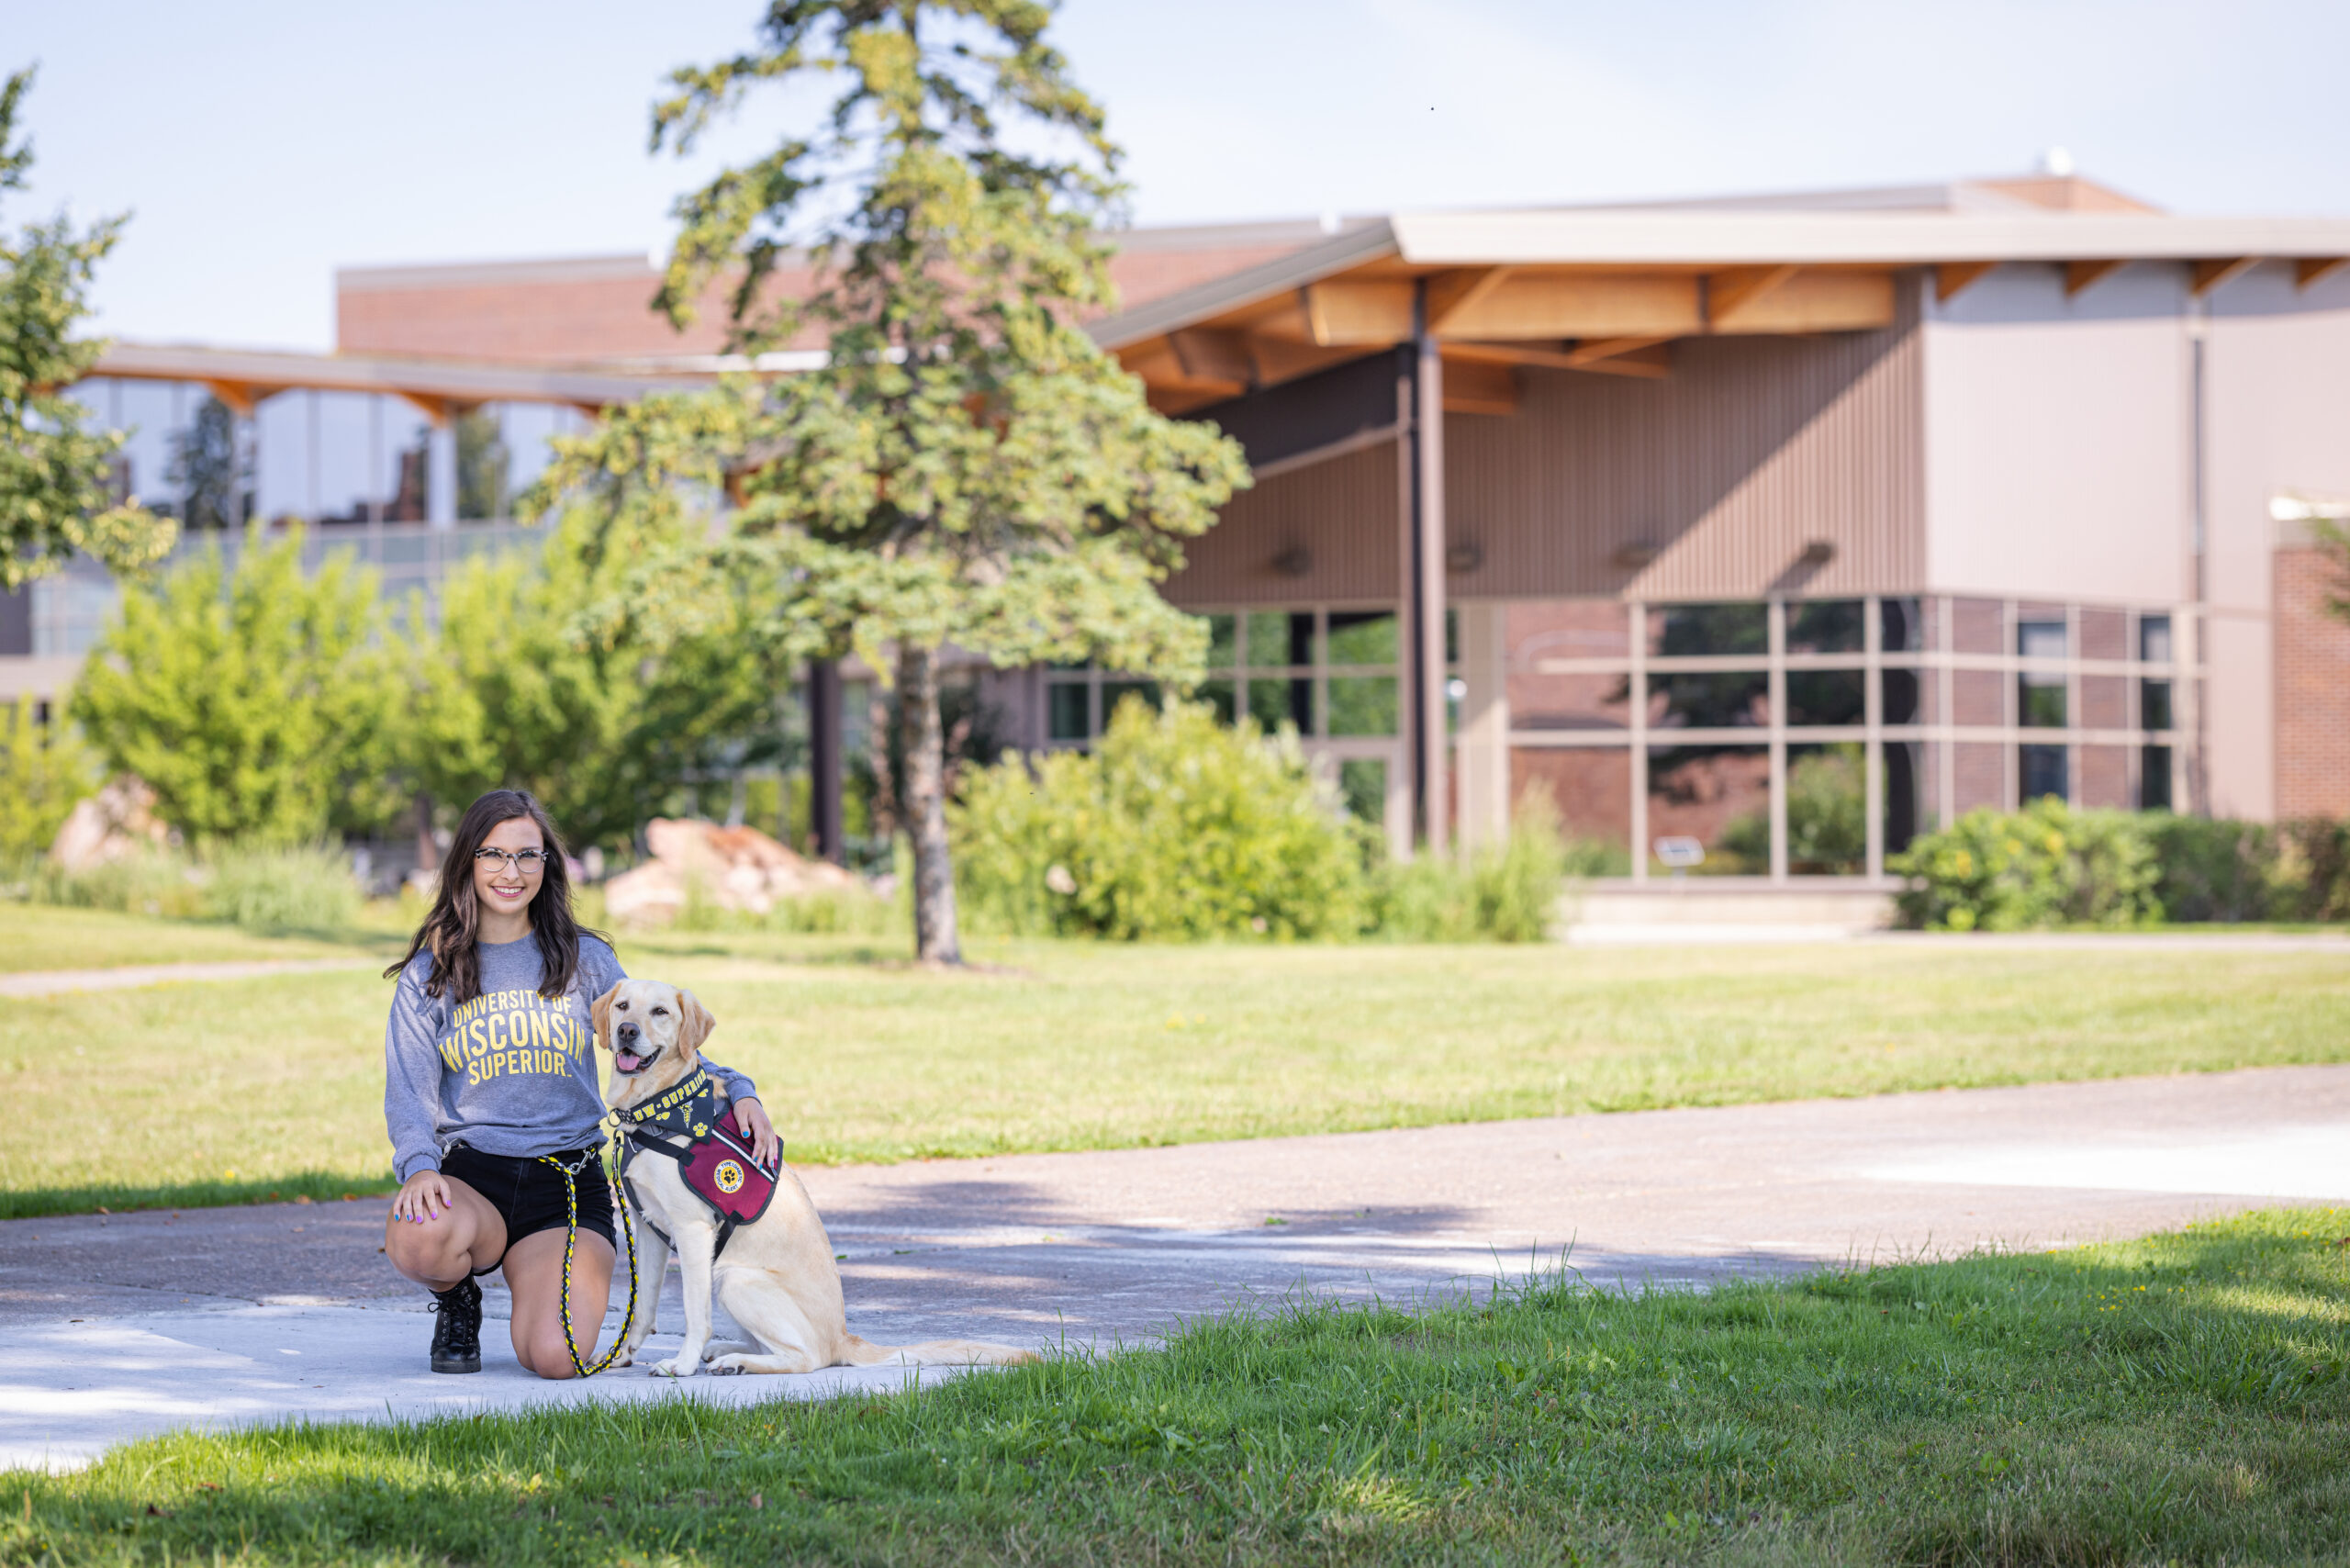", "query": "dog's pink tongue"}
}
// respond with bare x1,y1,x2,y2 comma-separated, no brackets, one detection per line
616,1050,643,1073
